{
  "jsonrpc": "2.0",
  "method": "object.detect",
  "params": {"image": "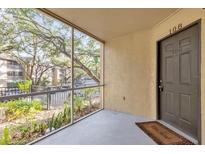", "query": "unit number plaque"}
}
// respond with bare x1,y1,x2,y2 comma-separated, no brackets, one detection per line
169,23,183,34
